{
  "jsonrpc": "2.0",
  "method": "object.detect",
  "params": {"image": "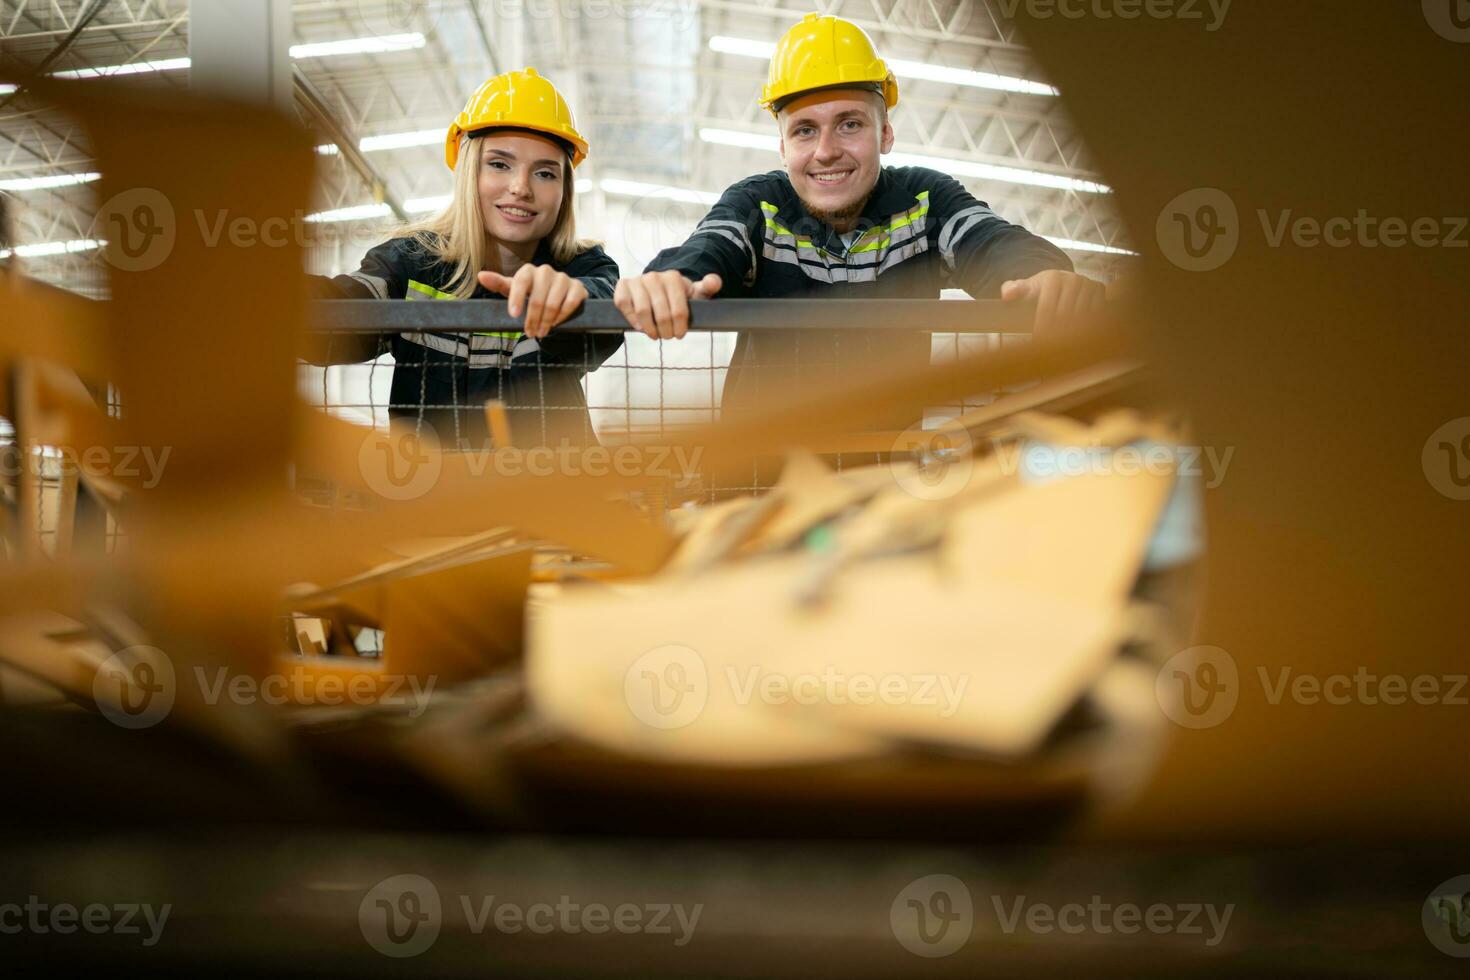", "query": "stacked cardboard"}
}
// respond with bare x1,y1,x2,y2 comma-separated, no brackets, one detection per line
510,408,1195,810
